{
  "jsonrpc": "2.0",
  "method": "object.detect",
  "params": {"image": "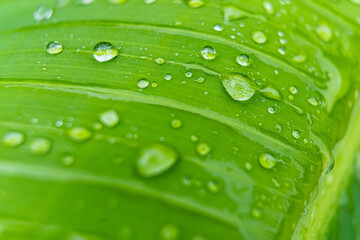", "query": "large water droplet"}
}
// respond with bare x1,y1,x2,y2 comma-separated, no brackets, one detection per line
2,132,25,147
99,110,119,128
34,5,53,21
92,42,119,62
29,138,52,155
160,224,179,240
47,41,63,55
201,46,216,60
316,24,333,42
196,142,211,156
136,144,179,178
236,54,250,66
252,31,267,44
67,126,92,142
259,153,276,169
186,0,205,8
221,73,256,101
